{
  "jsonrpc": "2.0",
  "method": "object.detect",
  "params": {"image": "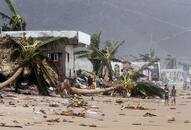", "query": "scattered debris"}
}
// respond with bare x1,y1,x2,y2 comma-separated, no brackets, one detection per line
115,99,124,104
0,123,23,128
89,124,97,127
47,118,60,123
8,101,15,105
184,120,190,123
67,100,88,108
143,112,157,117
79,123,88,127
170,107,176,110
168,117,176,122
121,104,149,110
132,122,142,125
60,110,85,117
13,120,19,124
49,103,59,107
23,104,29,107
39,109,47,114
79,123,97,127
